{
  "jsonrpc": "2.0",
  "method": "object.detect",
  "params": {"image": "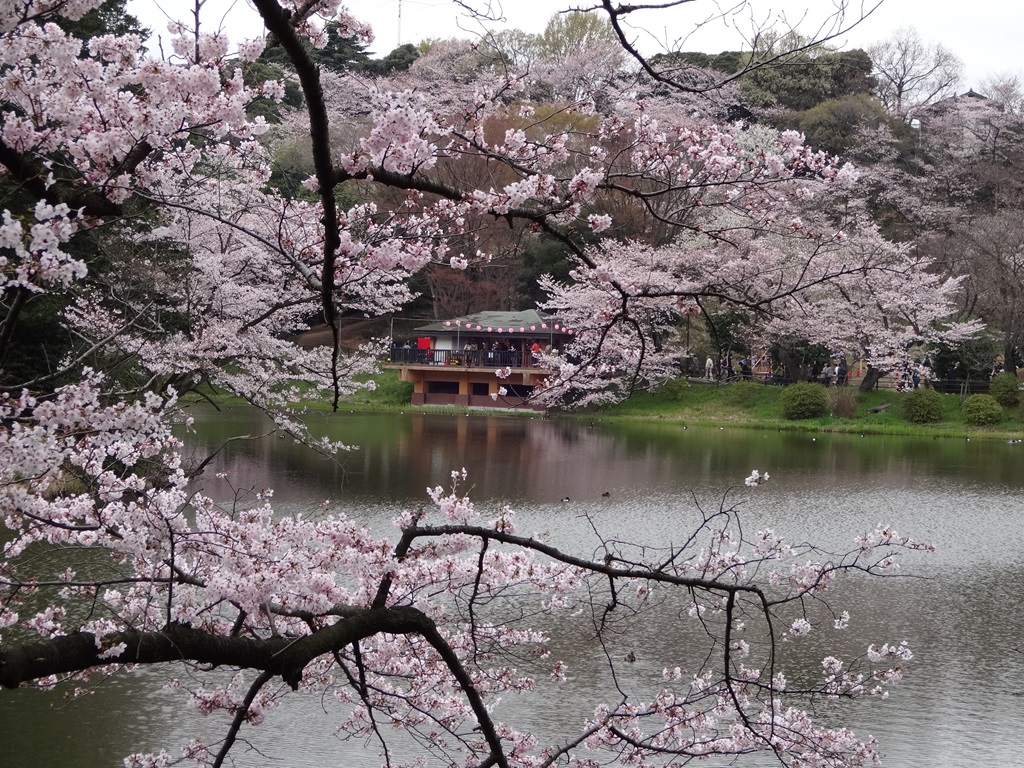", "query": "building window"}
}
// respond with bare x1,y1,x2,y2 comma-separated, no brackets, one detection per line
427,381,459,395
505,384,534,398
